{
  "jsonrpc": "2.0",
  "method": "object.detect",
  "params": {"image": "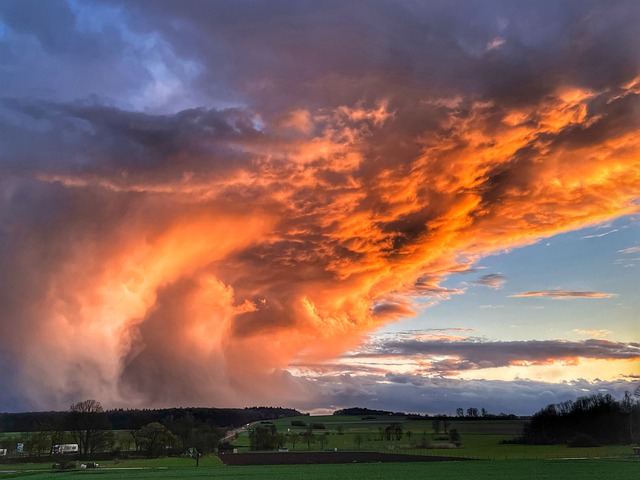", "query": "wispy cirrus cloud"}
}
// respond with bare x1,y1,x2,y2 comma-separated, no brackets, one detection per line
511,290,618,299
474,273,506,289
574,329,612,338
582,229,619,239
